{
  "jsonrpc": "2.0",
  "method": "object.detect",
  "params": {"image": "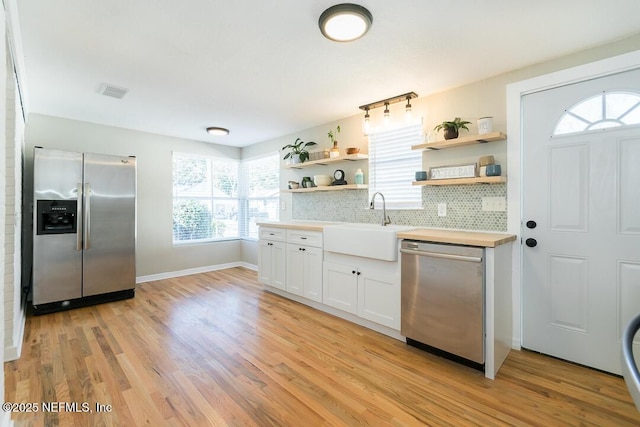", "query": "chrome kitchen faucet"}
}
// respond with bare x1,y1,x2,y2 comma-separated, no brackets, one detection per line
369,192,391,226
